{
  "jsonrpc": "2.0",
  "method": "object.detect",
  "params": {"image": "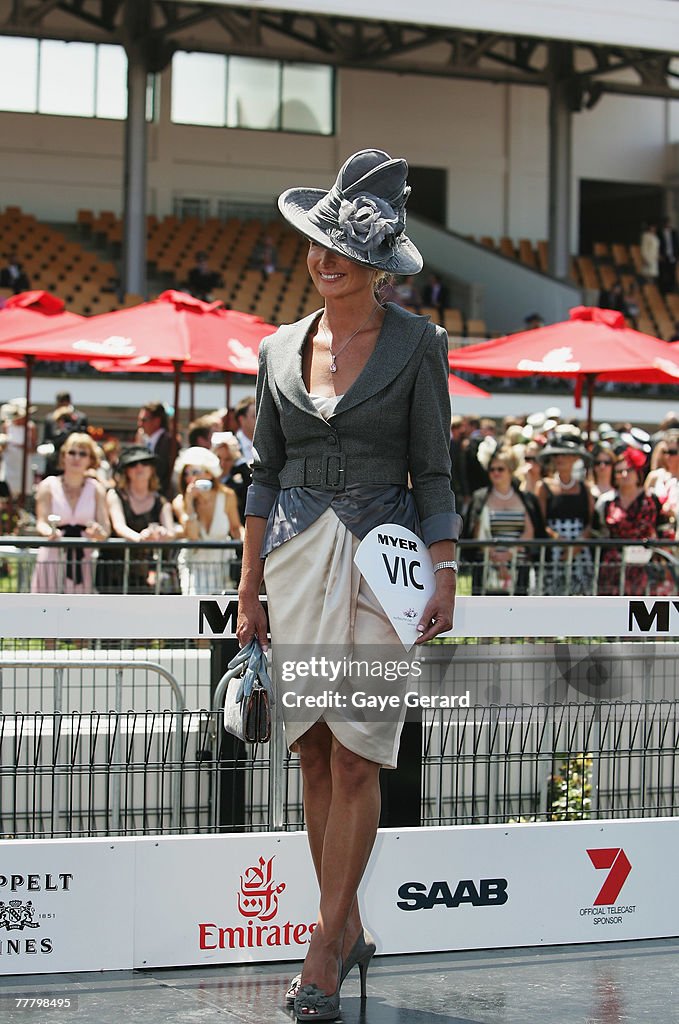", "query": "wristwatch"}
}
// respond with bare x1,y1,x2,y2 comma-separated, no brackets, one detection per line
433,560,458,573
